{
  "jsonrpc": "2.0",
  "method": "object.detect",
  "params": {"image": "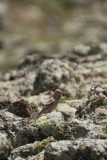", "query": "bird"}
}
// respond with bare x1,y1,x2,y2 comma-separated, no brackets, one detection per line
38,89,62,117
